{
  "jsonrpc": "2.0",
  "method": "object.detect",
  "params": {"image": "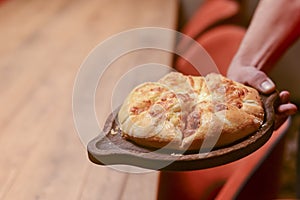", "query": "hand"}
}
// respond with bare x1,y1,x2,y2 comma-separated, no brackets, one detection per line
227,66,297,129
